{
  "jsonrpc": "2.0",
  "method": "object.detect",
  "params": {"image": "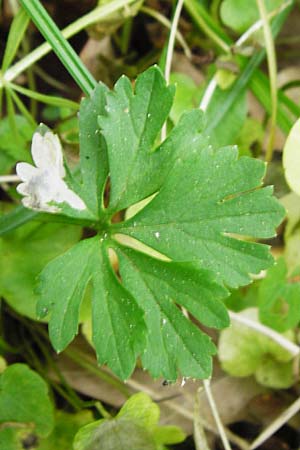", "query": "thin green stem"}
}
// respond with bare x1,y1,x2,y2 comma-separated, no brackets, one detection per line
140,6,191,59
183,0,231,53
5,87,20,143
120,18,133,55
32,329,84,410
235,0,292,48
21,37,38,118
9,82,79,110
256,0,278,162
164,0,185,84
203,379,232,450
9,88,37,127
161,0,184,141
65,348,130,398
2,0,139,88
